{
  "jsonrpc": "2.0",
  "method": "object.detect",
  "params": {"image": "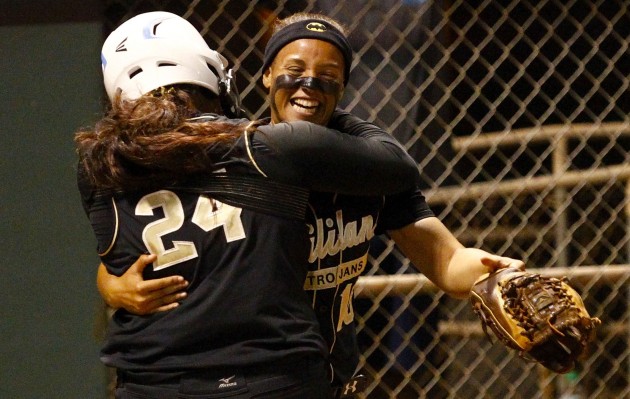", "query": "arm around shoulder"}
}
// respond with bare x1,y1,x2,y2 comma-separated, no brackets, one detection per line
252,121,419,195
